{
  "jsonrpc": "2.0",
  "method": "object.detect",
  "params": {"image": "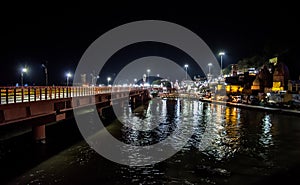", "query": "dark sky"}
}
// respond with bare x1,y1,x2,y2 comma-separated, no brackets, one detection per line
1,2,299,86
